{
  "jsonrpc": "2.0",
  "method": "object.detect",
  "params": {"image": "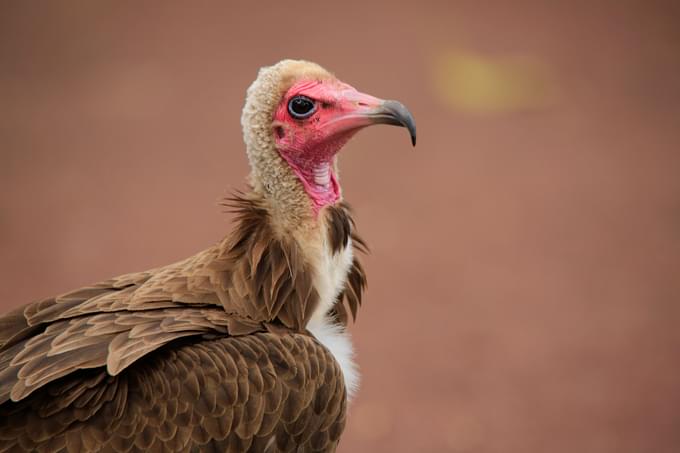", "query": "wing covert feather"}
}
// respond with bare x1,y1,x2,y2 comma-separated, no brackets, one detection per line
0,333,346,452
